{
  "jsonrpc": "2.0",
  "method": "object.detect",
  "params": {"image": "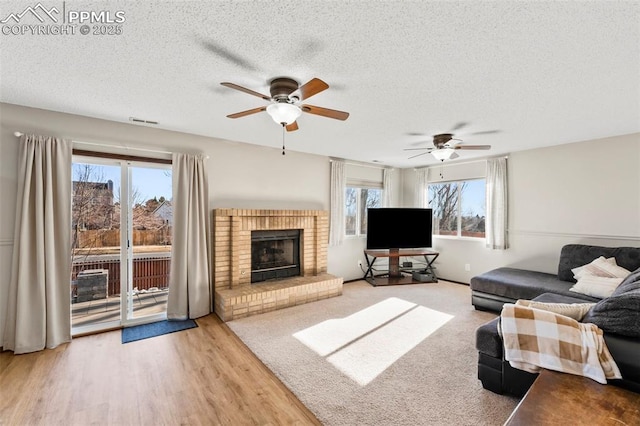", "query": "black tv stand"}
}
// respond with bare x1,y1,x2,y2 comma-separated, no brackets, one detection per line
363,248,439,286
